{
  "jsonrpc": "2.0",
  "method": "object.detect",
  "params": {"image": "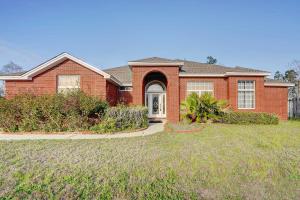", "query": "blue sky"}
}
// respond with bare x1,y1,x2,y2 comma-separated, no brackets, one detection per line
0,0,299,75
